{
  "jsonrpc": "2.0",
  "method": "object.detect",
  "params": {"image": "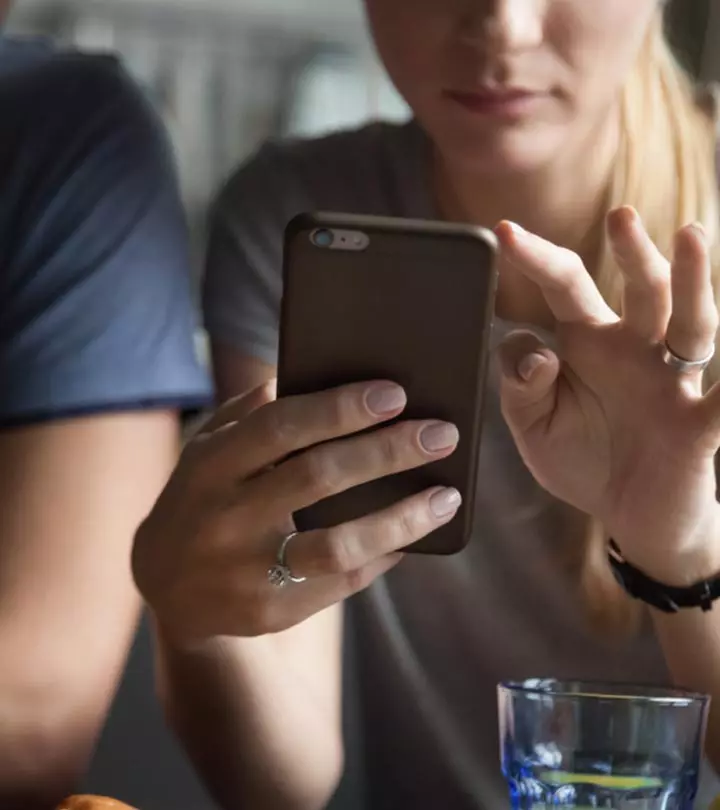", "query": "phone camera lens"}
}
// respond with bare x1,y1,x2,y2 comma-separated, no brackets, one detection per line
311,228,334,248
